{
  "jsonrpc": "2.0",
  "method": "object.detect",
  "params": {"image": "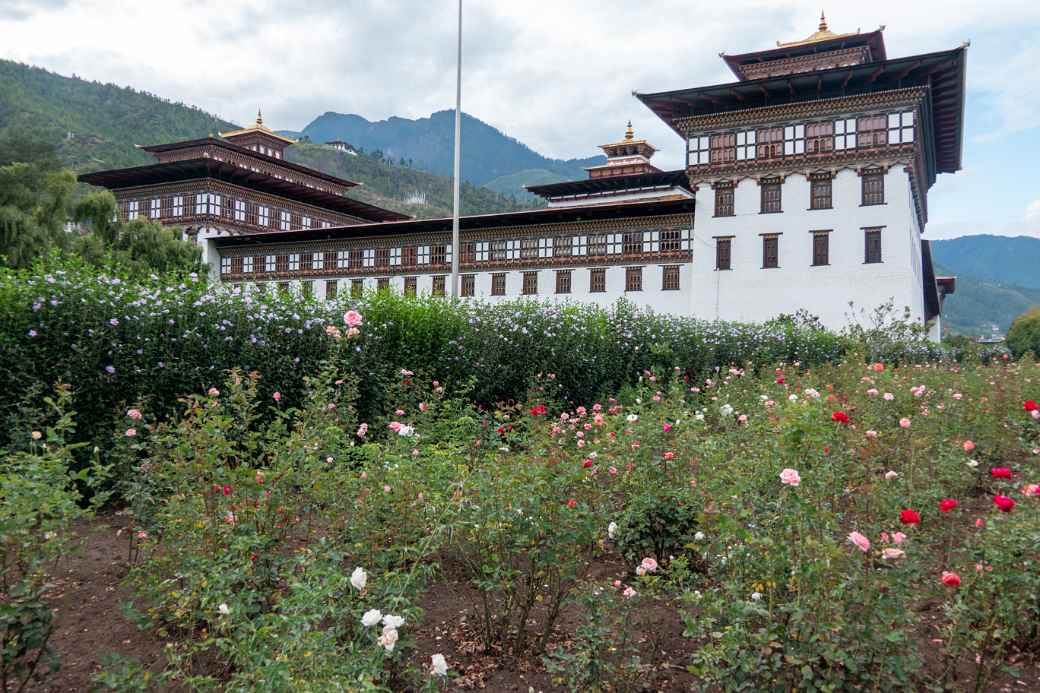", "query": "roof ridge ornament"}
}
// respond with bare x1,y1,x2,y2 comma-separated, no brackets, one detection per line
776,11,860,48
624,120,634,140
